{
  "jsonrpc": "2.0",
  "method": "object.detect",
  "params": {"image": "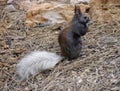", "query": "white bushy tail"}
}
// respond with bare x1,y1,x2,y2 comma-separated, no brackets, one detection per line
16,51,63,80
